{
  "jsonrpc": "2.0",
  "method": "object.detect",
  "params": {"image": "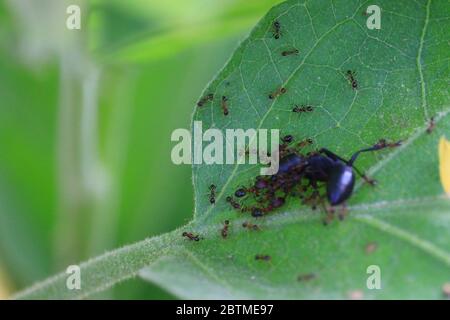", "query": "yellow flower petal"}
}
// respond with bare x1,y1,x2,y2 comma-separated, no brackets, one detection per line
439,136,450,196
